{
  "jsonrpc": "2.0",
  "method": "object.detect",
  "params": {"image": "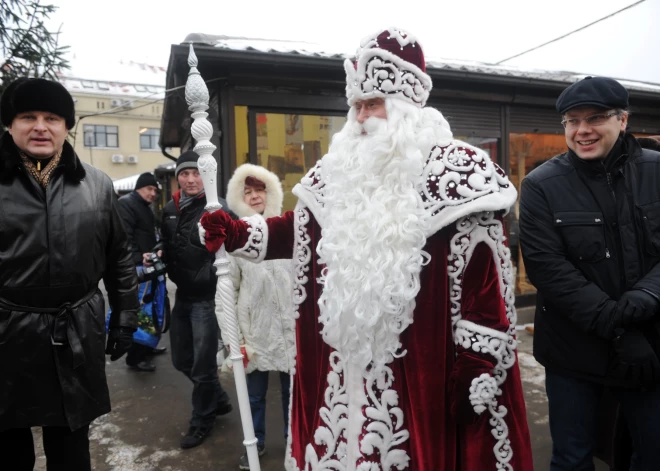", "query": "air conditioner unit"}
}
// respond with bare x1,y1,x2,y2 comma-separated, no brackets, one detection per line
111,154,124,163
127,155,138,164
110,98,132,108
